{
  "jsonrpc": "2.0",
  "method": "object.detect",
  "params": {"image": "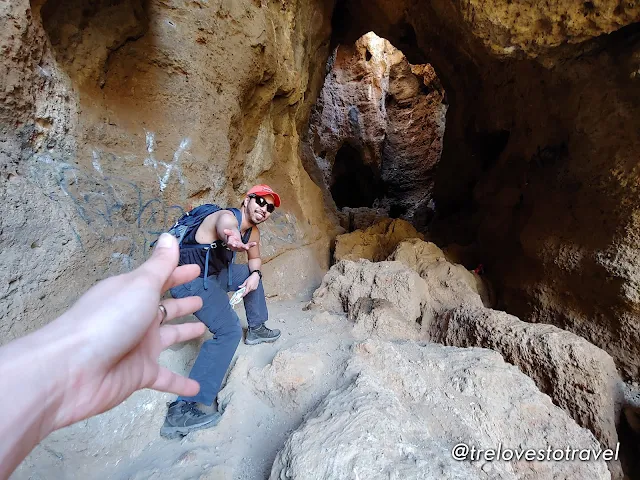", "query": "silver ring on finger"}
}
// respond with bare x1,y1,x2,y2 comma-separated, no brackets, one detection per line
158,304,168,325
